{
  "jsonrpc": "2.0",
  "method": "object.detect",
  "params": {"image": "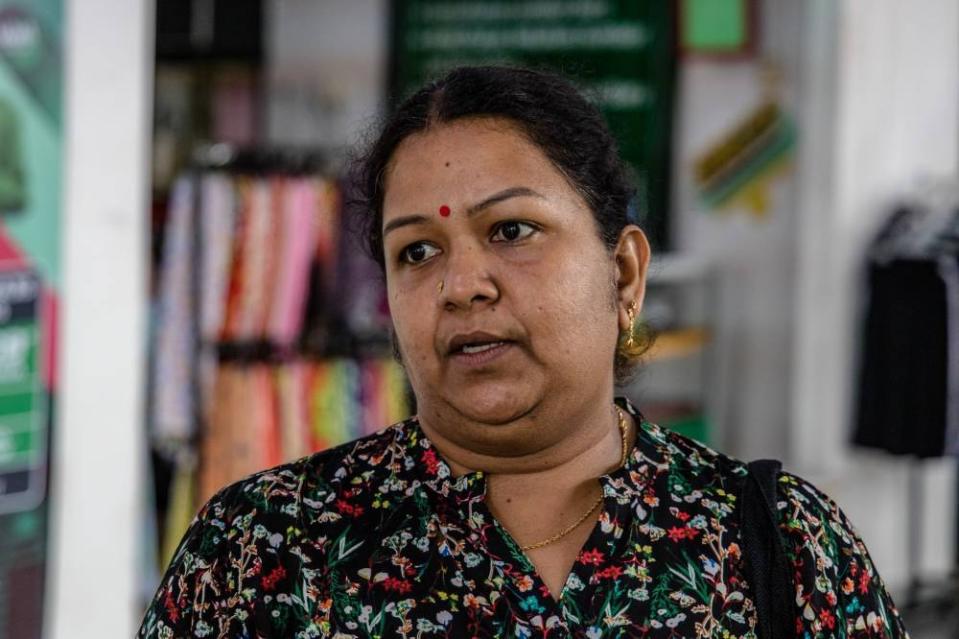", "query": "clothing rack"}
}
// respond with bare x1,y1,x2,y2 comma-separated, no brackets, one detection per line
854,186,959,617
183,147,390,358
185,144,394,356
148,147,410,568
